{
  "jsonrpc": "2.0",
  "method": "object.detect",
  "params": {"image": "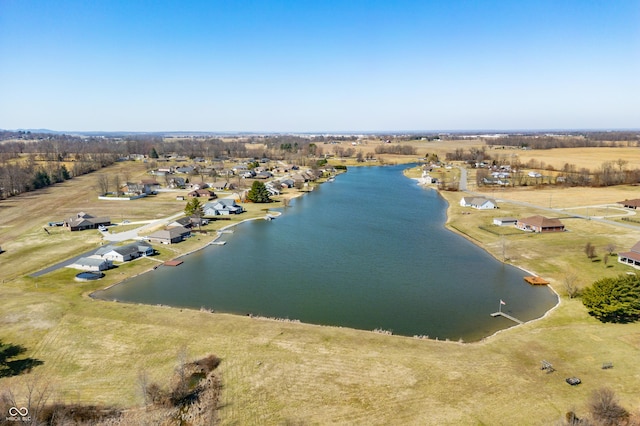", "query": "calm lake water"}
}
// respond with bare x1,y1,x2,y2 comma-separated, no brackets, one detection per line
95,165,557,341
